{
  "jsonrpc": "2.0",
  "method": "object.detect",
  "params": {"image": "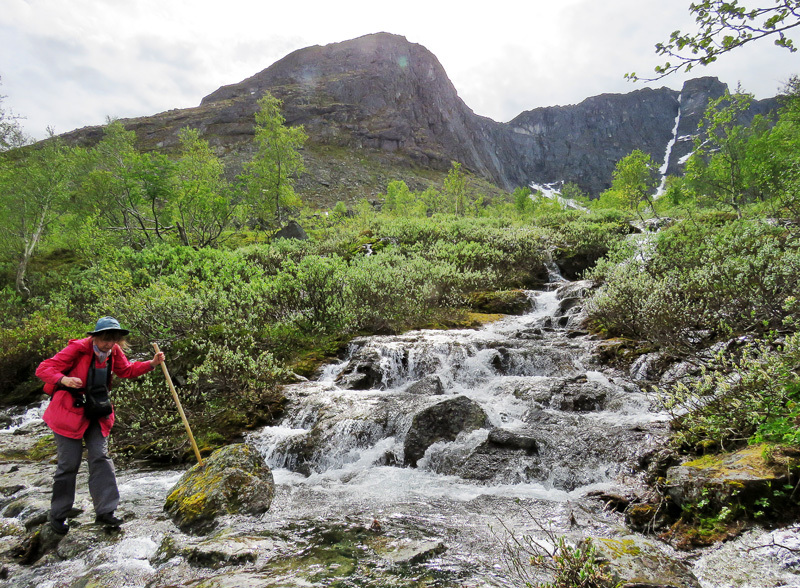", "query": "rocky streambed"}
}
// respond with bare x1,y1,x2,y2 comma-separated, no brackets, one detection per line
1,281,798,587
